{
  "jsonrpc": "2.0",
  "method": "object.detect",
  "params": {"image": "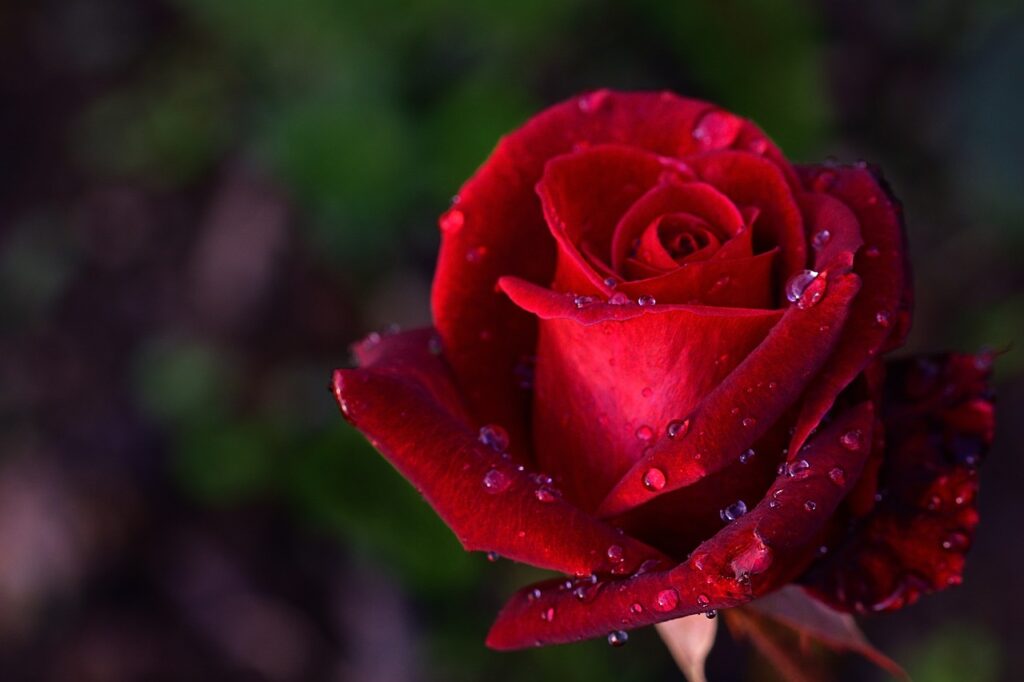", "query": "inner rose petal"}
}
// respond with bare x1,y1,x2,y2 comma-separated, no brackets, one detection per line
631,212,722,275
